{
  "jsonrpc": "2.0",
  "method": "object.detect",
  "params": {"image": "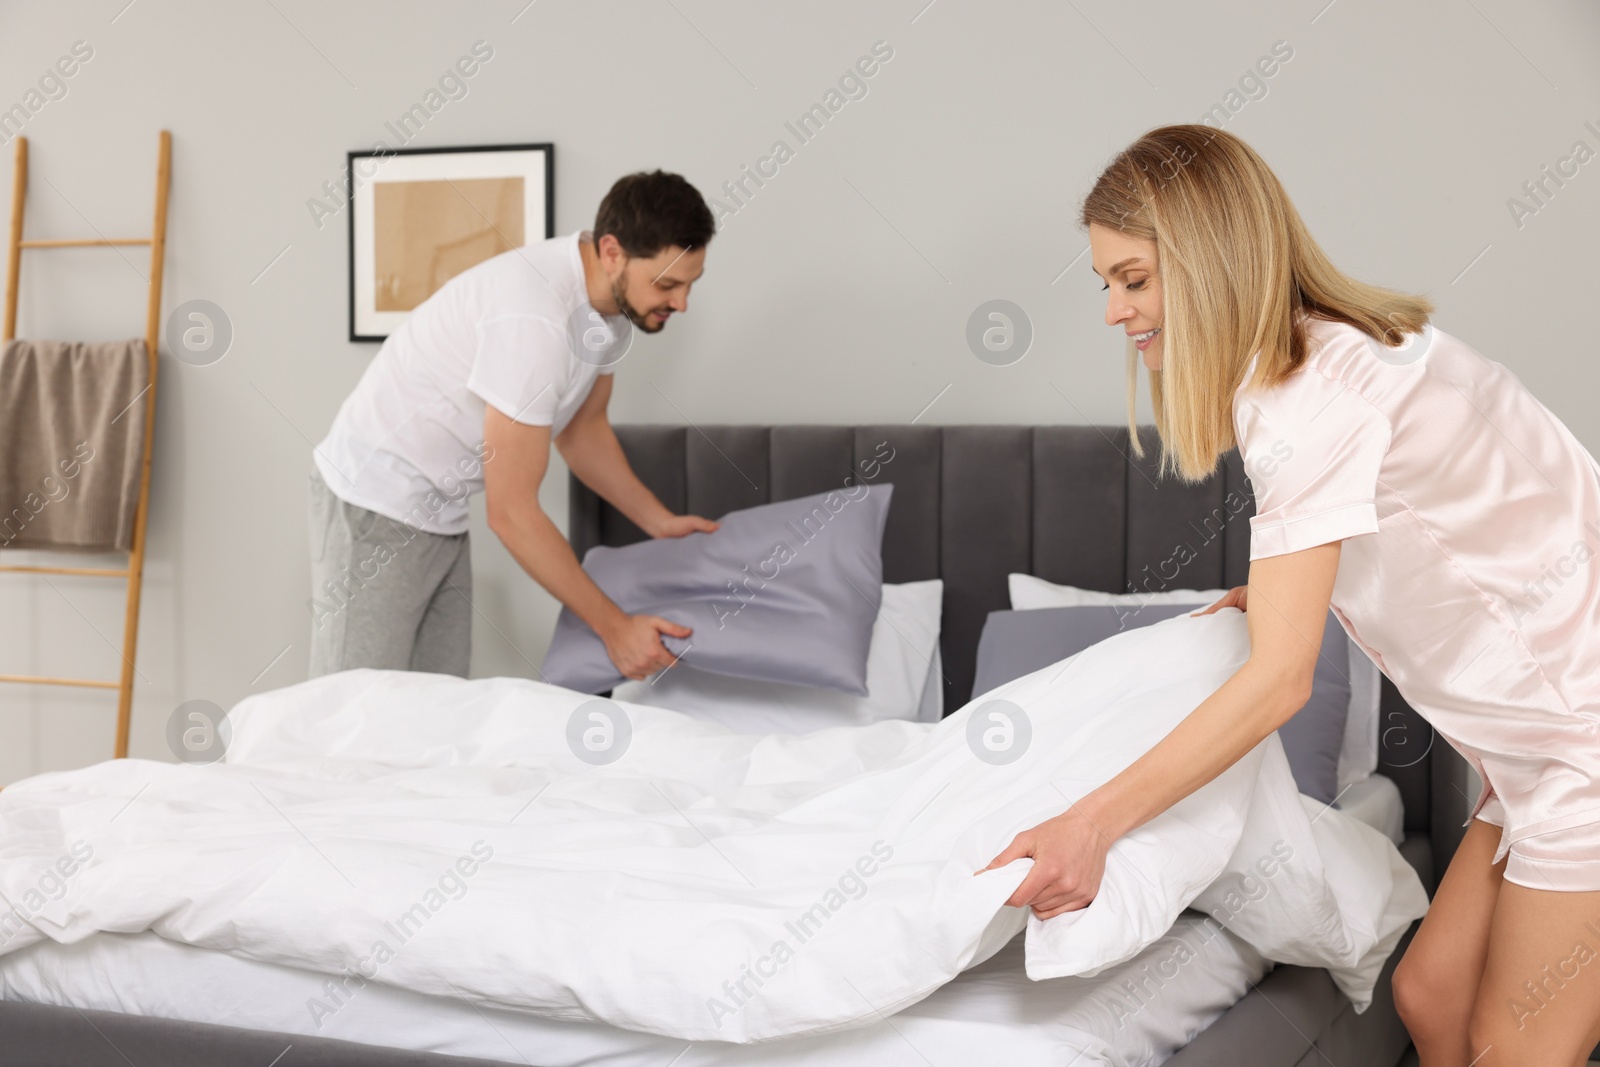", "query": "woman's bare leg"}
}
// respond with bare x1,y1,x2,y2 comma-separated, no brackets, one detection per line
1469,881,1600,1065
1393,820,1505,1064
